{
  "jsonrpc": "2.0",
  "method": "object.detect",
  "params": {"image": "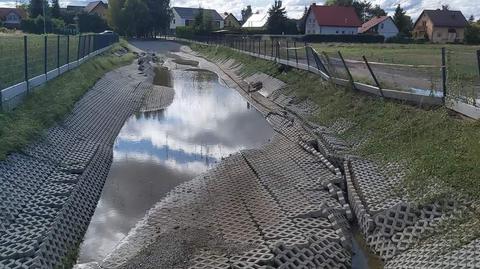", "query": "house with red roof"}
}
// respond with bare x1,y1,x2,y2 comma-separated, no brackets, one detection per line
358,16,399,40
304,4,362,35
